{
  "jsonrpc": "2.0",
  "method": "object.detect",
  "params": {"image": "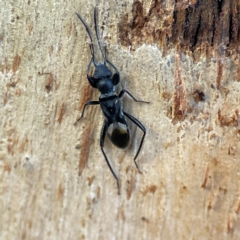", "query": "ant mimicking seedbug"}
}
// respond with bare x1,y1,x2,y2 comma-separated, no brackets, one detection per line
75,7,149,192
